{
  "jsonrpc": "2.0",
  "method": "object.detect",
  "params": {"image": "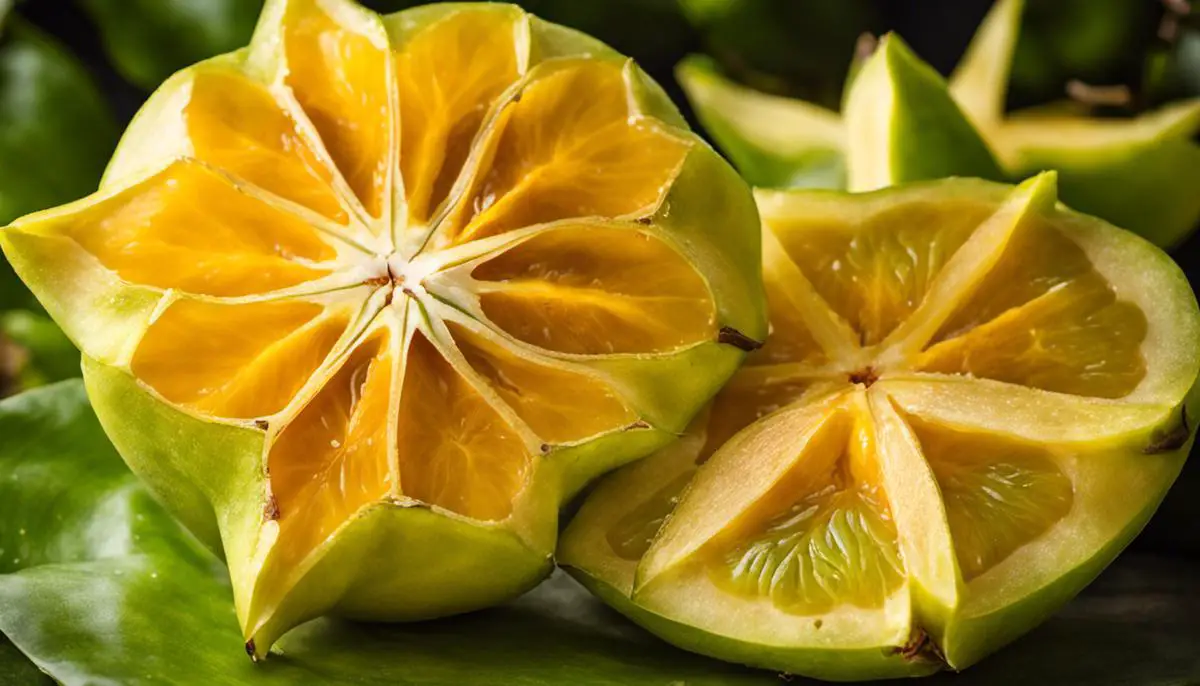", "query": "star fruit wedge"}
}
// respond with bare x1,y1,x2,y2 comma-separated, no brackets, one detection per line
0,0,765,657
561,173,1200,681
